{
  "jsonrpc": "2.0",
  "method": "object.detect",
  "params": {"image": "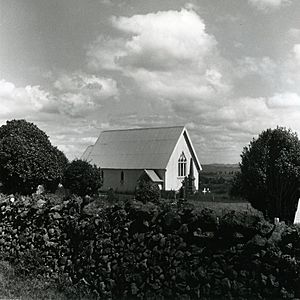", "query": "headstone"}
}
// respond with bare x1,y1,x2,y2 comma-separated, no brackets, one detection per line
294,198,300,224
